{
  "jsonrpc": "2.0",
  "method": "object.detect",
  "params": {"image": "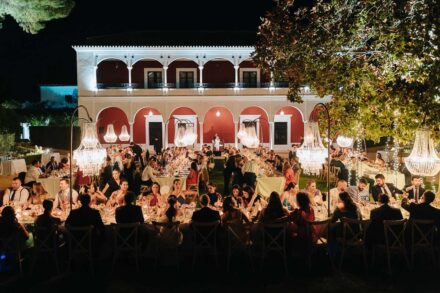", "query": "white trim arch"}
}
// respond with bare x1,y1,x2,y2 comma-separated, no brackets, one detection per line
273,105,306,123
168,57,200,66
132,57,164,66
96,57,128,66
95,106,130,123
131,106,163,124
239,105,270,122
204,57,235,66
201,105,236,123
